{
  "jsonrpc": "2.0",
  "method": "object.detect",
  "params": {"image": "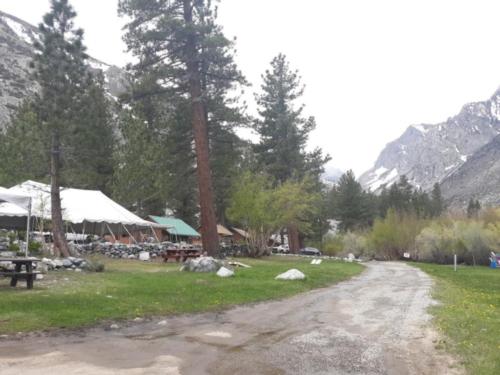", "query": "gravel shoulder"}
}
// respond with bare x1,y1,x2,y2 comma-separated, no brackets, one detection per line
0,262,462,374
